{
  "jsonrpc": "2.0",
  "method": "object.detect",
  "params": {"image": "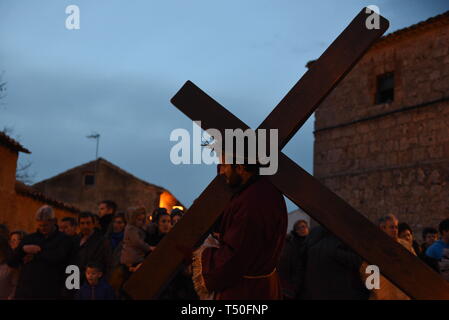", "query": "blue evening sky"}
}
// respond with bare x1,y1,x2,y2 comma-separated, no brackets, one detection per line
1,0,448,211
